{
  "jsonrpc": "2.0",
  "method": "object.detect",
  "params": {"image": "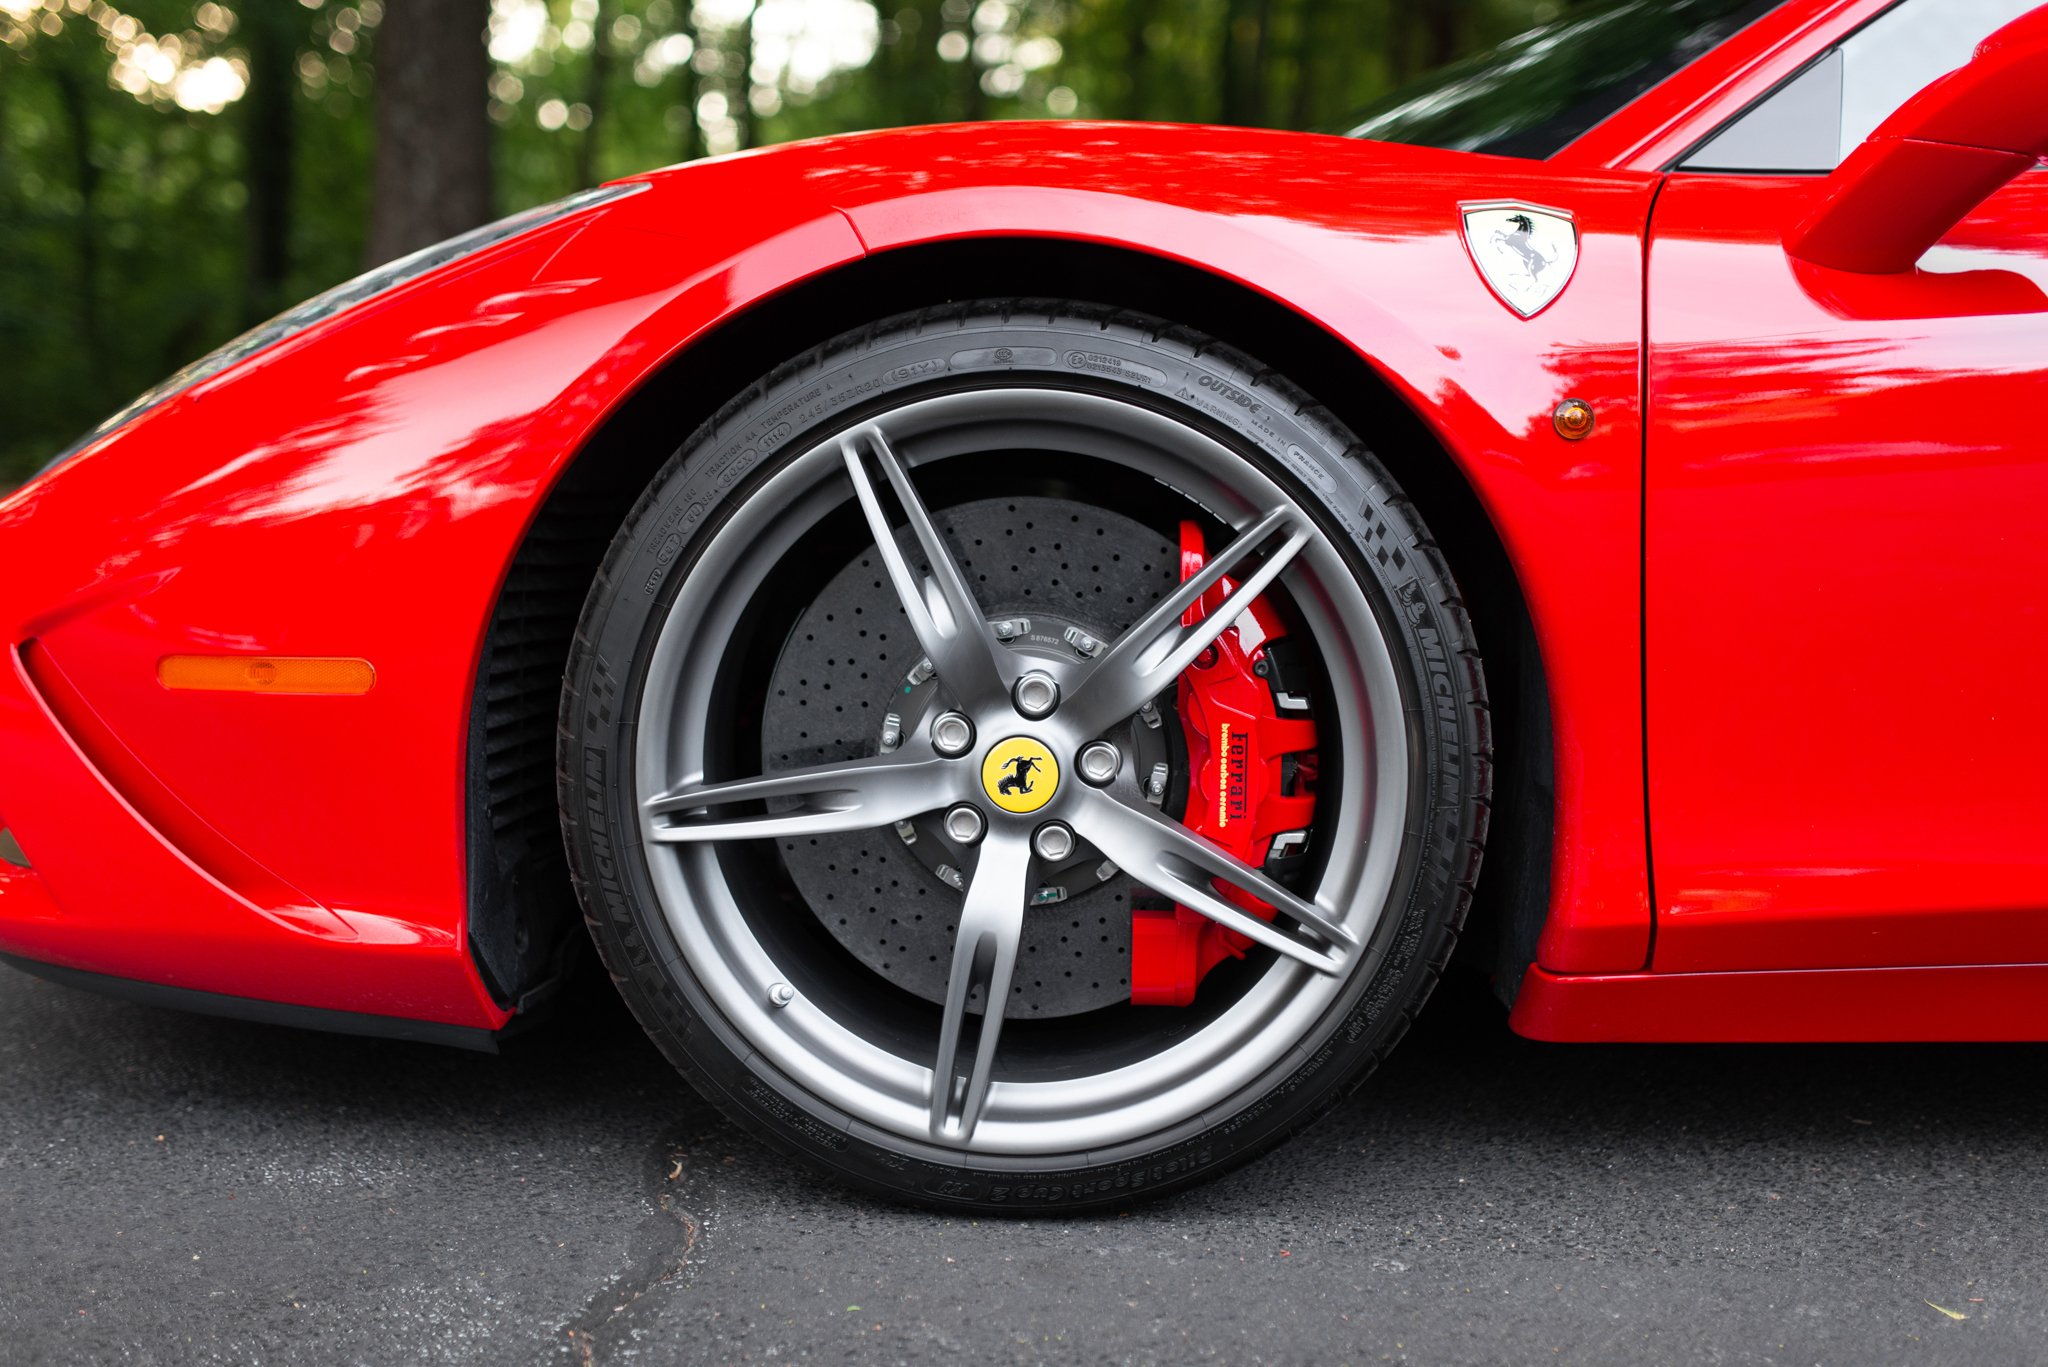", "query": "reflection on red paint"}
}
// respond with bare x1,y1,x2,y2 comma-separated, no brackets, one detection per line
1646,169,2048,977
